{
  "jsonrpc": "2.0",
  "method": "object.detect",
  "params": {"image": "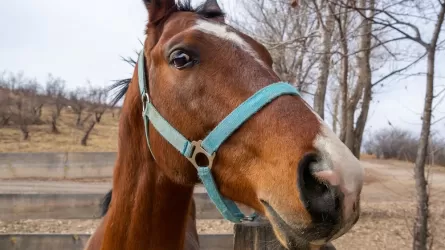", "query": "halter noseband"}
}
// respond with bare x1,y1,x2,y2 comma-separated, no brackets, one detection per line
137,51,300,223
